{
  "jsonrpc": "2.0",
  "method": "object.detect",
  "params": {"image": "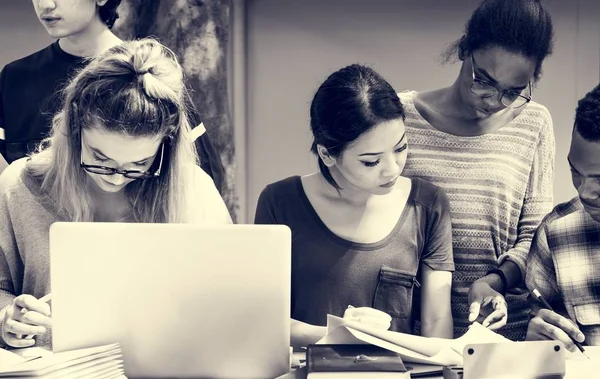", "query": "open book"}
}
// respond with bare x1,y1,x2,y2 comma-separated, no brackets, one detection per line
317,315,512,366
0,343,125,378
